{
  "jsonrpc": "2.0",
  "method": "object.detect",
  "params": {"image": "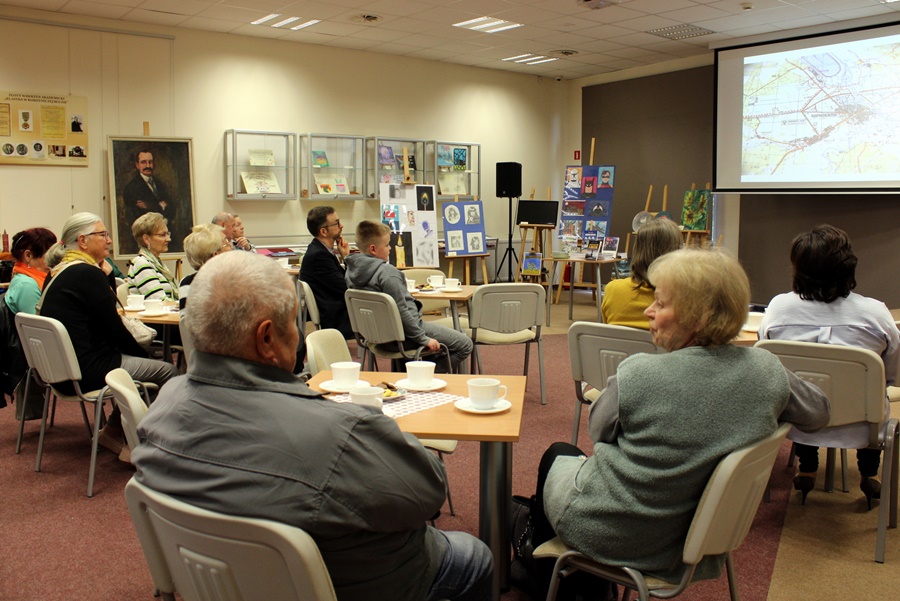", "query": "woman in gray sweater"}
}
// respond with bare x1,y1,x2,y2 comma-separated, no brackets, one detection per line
533,248,831,589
